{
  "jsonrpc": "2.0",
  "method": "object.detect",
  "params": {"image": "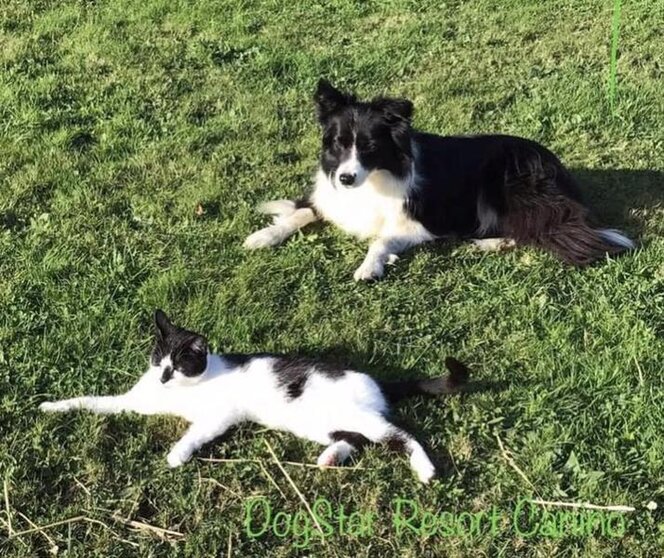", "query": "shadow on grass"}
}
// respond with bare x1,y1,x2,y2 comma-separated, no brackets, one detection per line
575,168,664,239
363,167,663,277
